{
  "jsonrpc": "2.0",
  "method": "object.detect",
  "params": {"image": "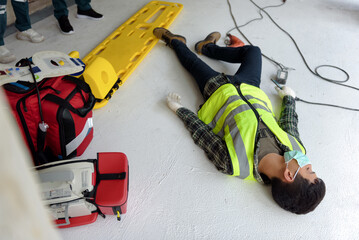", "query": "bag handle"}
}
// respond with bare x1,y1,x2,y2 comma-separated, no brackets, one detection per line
44,93,95,117
43,76,94,117
63,75,92,93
